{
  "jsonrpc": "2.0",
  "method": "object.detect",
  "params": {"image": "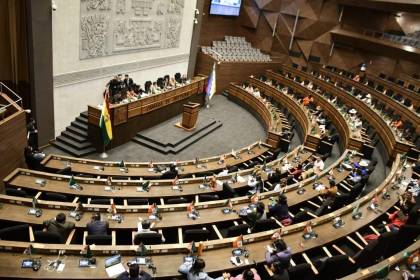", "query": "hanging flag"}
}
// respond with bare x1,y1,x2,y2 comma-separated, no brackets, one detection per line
99,92,113,146
206,63,216,101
